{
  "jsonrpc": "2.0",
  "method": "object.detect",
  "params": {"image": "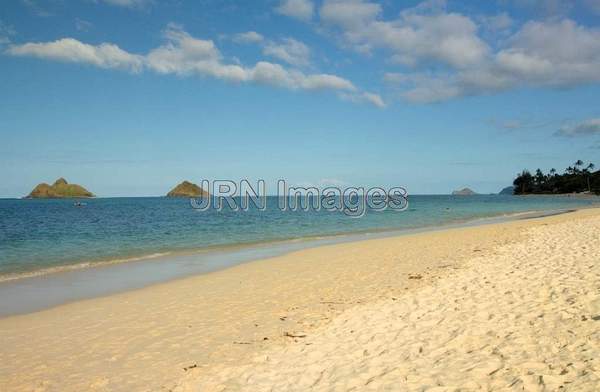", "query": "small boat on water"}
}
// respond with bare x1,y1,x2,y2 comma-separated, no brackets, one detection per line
73,201,87,207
